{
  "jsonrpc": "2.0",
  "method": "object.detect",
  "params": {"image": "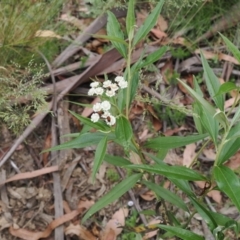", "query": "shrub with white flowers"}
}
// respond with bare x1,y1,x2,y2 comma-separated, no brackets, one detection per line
88,76,128,126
